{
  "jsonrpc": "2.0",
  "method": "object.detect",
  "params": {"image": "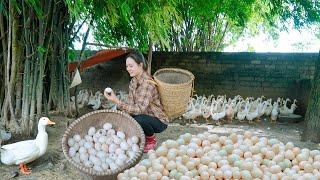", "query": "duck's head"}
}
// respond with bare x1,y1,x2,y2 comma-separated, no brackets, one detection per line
39,117,55,126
